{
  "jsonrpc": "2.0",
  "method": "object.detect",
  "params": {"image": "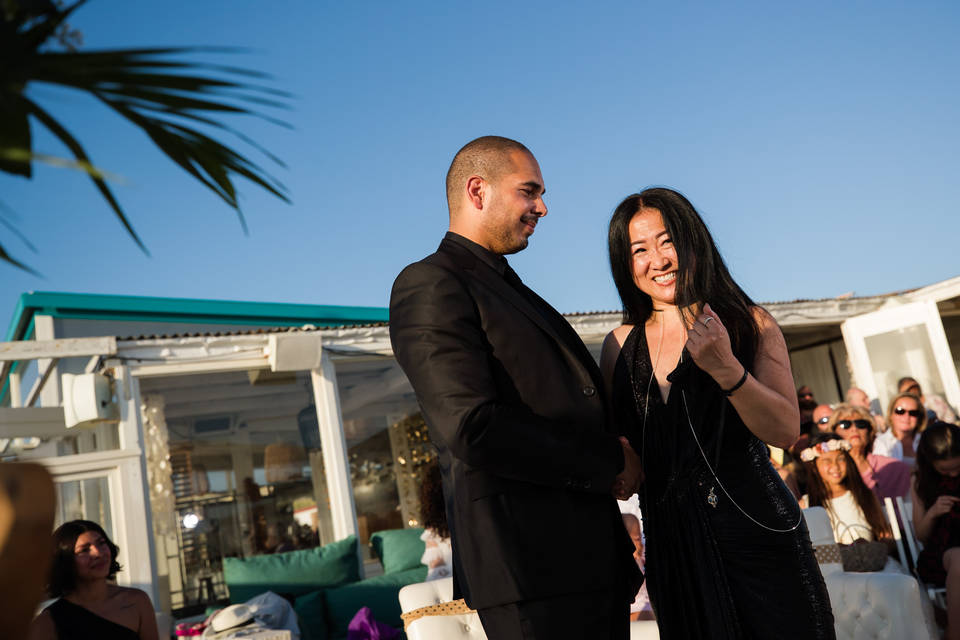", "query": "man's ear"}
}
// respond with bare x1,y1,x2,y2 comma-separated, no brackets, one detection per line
465,175,485,211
